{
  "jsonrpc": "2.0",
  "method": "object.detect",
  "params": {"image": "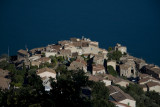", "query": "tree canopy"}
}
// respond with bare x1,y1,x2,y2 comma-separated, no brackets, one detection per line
107,66,118,77
107,50,122,61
